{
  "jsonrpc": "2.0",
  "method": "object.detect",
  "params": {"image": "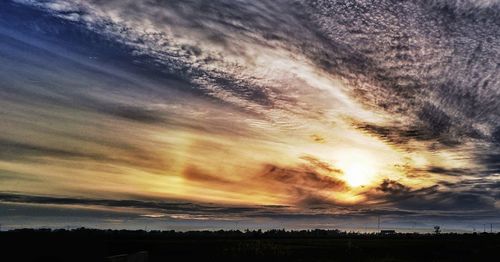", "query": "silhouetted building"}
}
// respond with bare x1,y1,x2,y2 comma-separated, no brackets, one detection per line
380,230,396,235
